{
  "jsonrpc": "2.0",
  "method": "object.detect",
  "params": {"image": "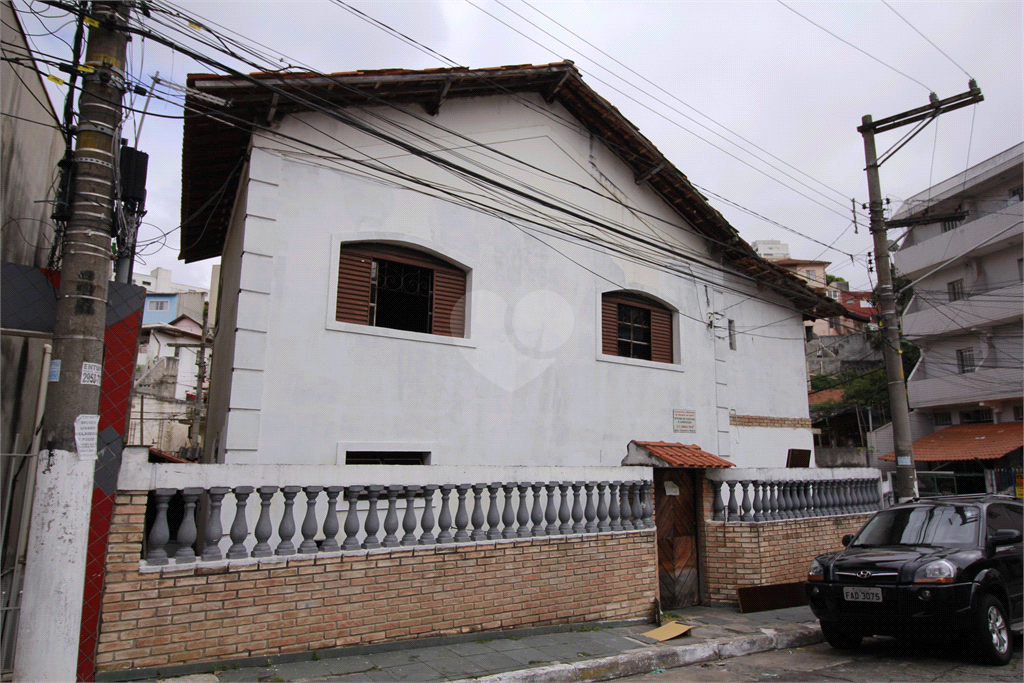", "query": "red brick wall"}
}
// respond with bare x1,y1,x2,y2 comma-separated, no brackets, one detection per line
698,479,872,603
96,492,658,673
